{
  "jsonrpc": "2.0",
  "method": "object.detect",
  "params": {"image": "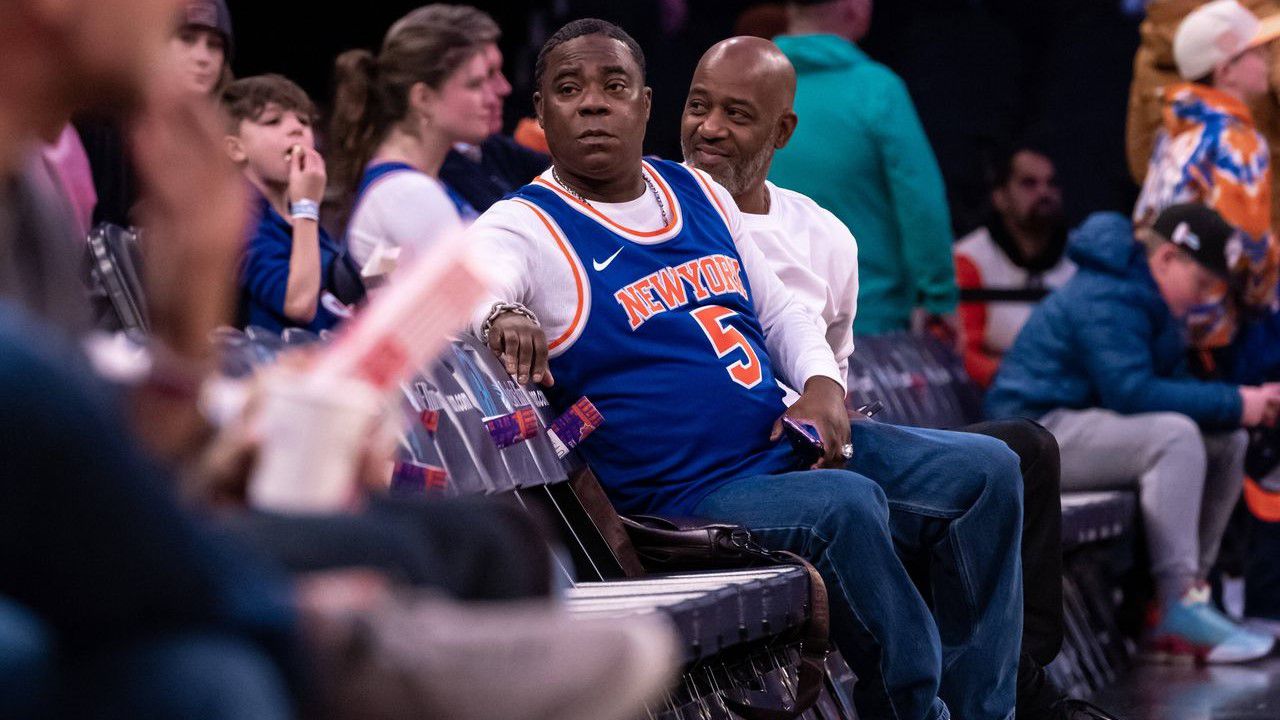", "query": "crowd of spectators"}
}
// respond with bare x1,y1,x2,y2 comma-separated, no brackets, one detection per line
7,1,1280,719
